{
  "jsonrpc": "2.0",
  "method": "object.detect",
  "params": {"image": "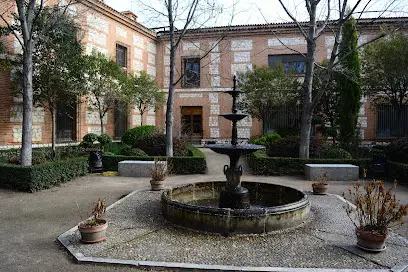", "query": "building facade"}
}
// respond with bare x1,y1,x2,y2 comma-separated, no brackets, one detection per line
0,0,407,148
